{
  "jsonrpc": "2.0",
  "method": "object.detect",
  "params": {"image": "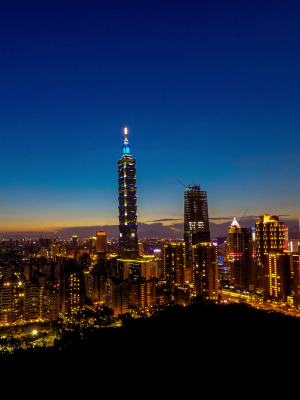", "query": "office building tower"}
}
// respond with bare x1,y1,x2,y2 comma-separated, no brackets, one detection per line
163,242,186,285
192,243,218,299
96,231,107,252
60,261,85,316
118,128,139,258
255,215,285,259
228,218,253,291
255,215,285,291
184,184,210,262
266,250,291,300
